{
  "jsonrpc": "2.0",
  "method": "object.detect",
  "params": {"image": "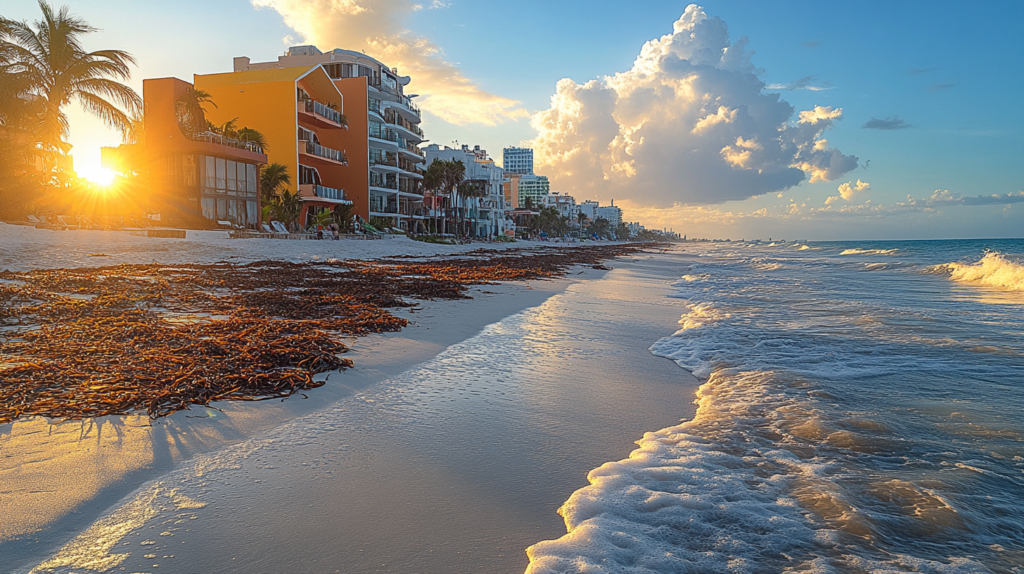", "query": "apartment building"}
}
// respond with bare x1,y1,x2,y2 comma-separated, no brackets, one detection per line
542,192,578,220
502,146,533,175
424,144,511,237
516,175,549,208
102,77,268,228
193,65,350,229
234,46,426,232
